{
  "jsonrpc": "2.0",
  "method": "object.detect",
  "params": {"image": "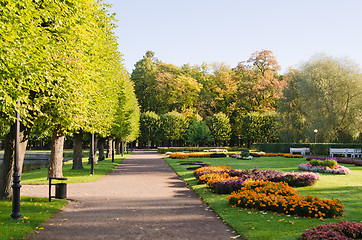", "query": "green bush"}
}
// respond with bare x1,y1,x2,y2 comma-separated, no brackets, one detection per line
310,159,337,167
